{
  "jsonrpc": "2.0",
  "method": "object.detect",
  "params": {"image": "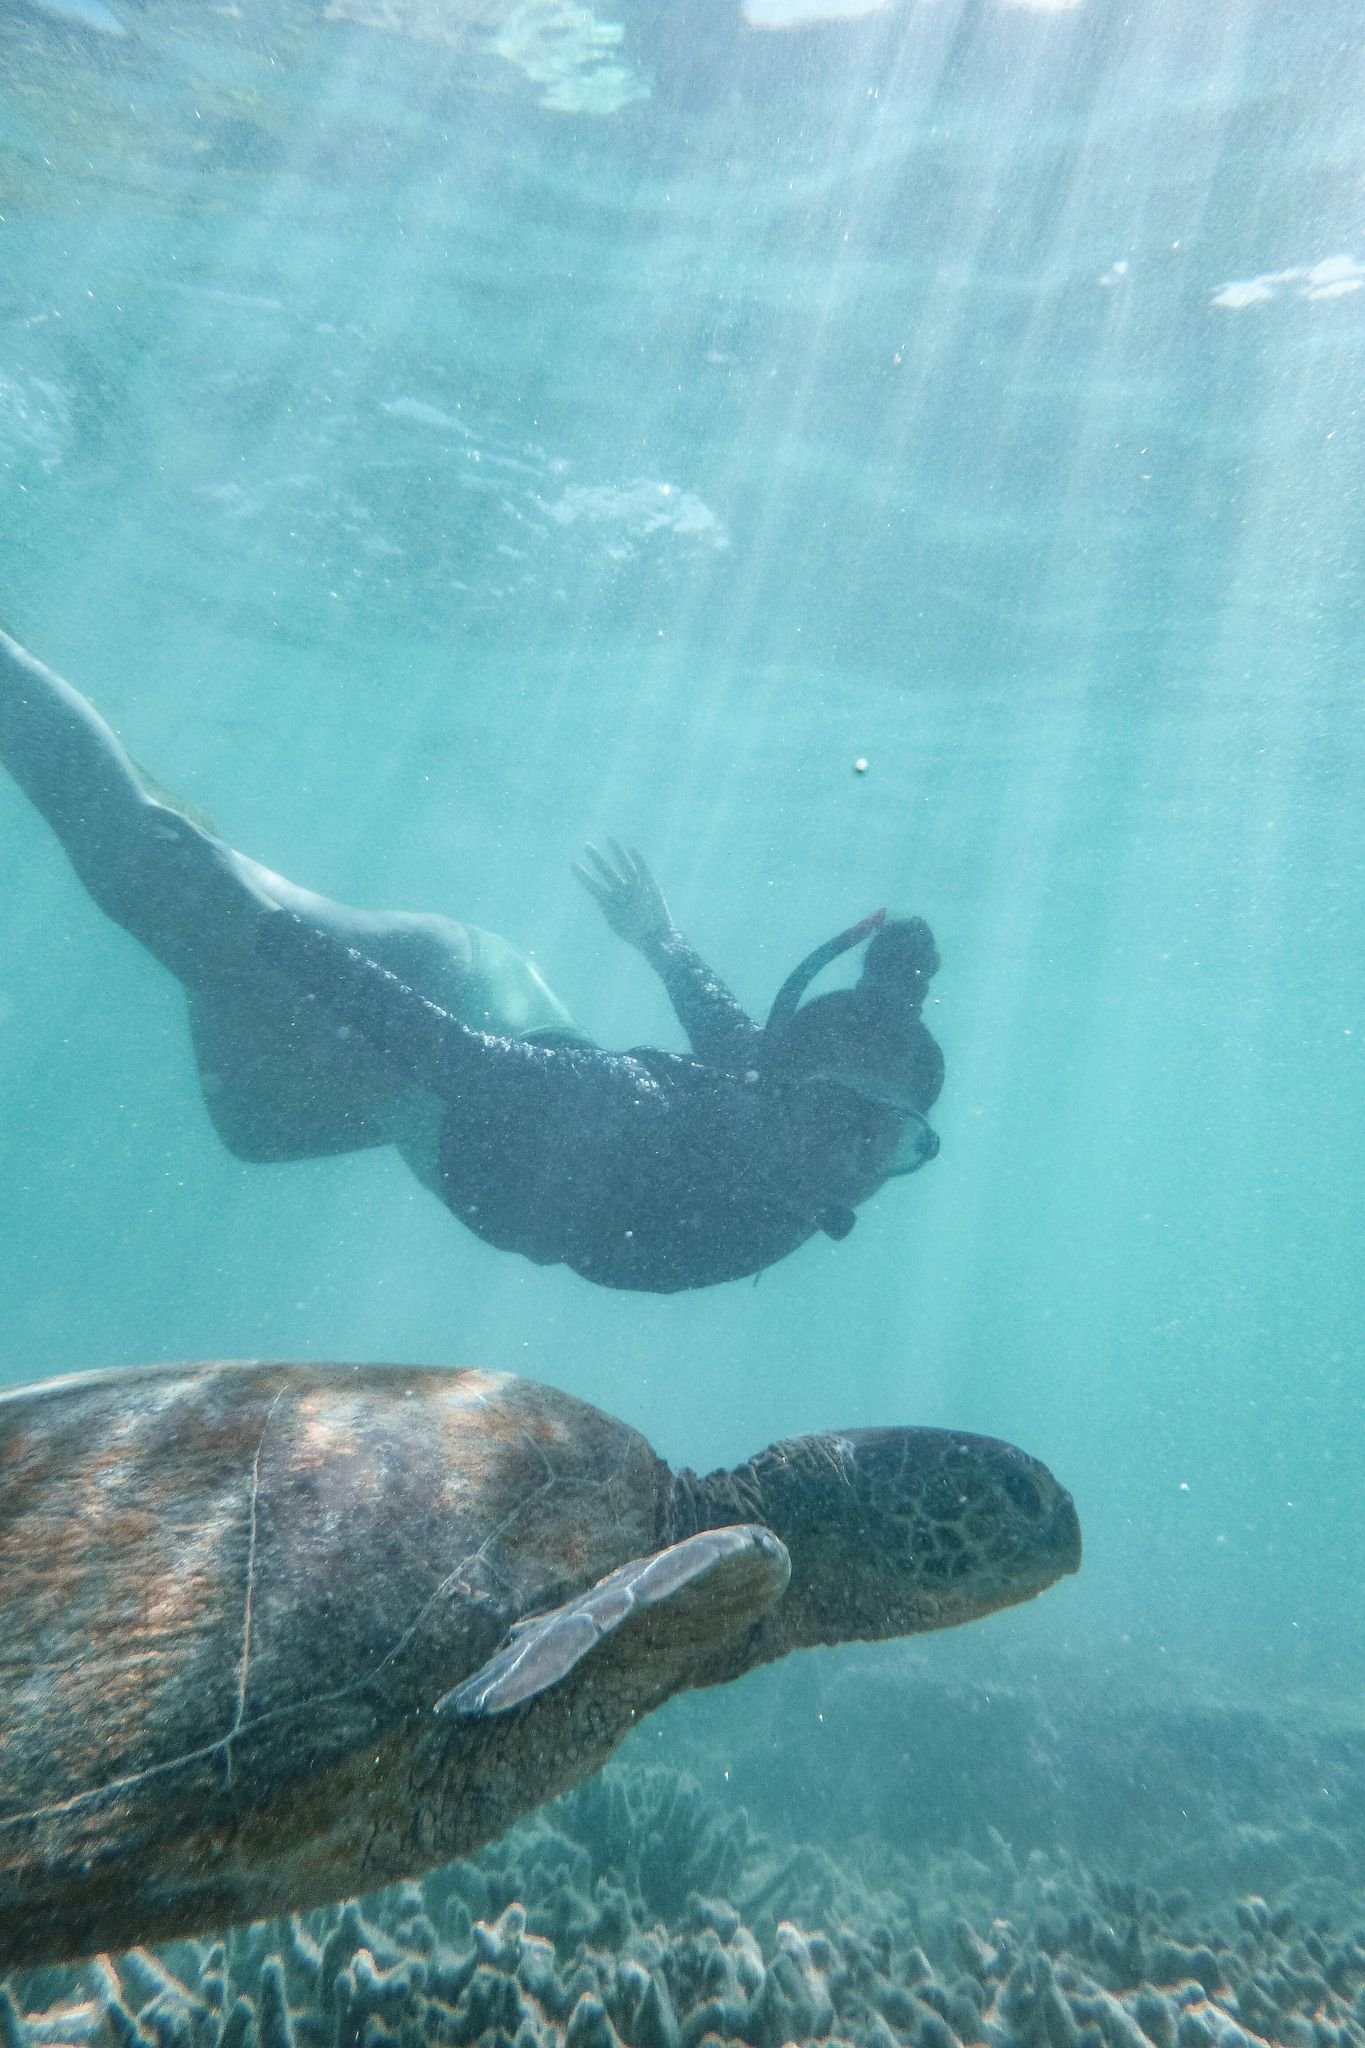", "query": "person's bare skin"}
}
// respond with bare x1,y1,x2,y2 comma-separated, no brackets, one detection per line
0,628,575,1194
